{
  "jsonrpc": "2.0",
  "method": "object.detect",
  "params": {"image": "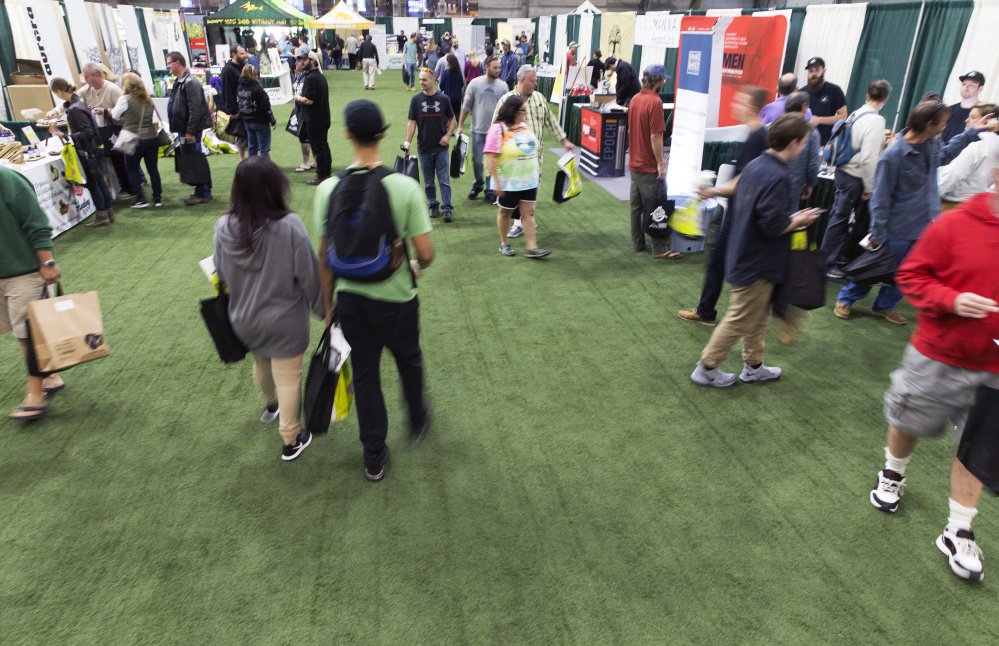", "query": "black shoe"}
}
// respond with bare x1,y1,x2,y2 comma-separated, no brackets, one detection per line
281,430,312,461
364,446,390,481
442,210,453,223
410,410,431,445
305,176,329,186
484,191,496,203
429,205,440,218
467,188,481,200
